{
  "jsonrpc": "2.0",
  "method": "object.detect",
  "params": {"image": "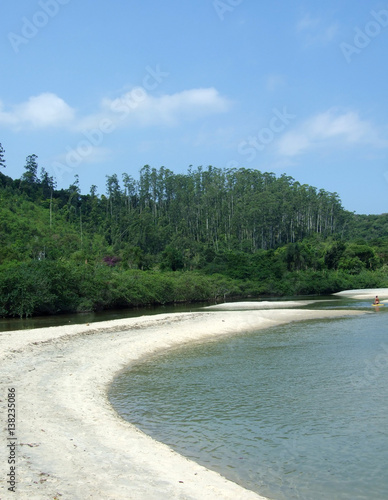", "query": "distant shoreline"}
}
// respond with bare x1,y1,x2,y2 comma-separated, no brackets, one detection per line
0,302,370,499
333,288,388,300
